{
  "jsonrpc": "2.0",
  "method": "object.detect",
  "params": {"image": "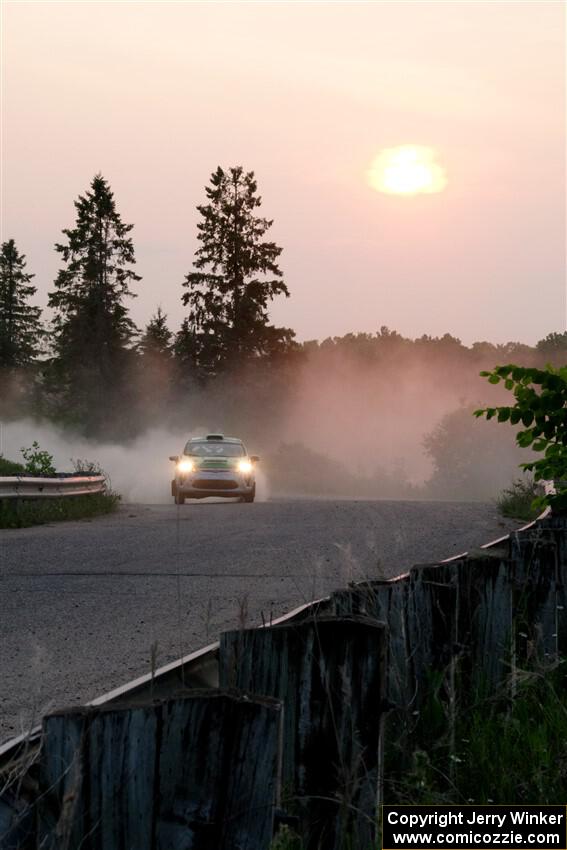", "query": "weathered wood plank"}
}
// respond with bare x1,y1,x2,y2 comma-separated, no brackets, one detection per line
510,529,560,665
219,616,386,850
37,690,282,850
454,553,514,693
331,579,412,710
